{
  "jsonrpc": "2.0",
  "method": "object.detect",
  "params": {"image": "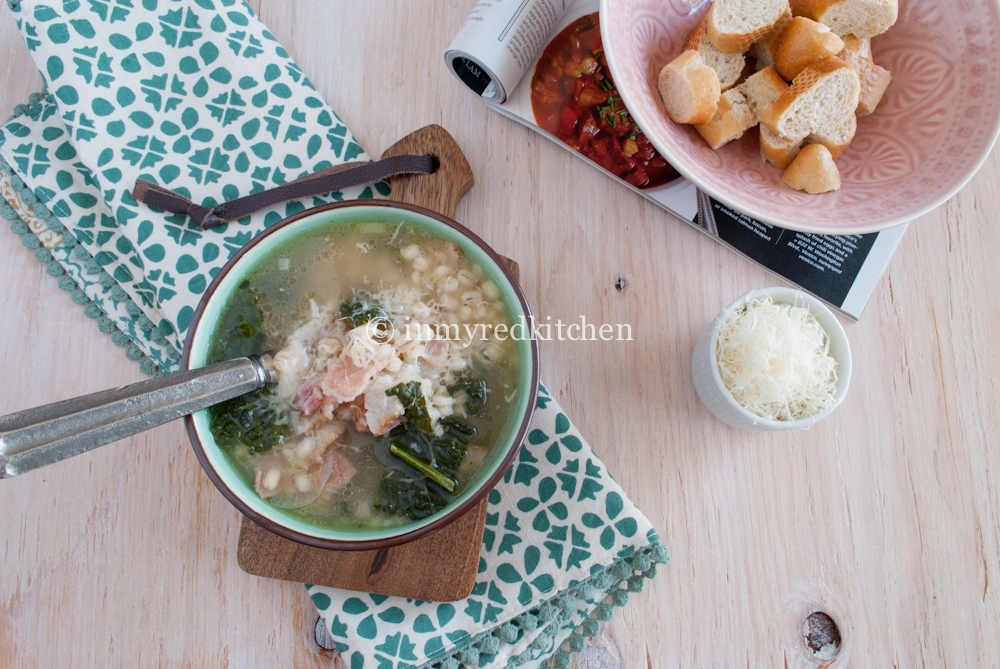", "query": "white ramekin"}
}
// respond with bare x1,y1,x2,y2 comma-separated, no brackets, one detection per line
691,287,852,431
